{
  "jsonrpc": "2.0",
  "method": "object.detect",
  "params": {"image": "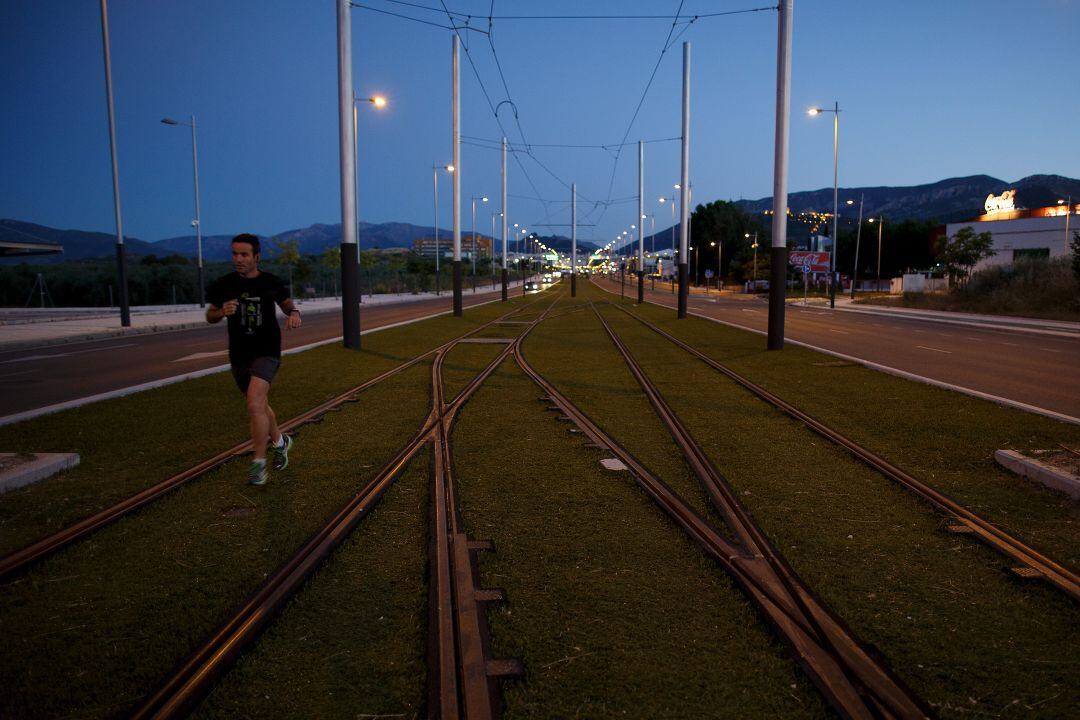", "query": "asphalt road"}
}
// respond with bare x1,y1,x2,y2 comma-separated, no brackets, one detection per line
598,277,1080,421
0,291,506,418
